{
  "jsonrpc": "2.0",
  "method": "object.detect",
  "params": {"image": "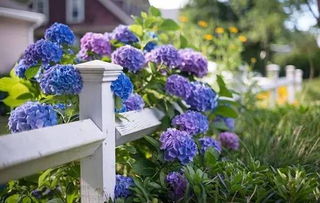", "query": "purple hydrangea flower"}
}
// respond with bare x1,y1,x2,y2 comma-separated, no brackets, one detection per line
78,32,111,60
160,128,197,164
111,45,145,73
111,25,139,44
39,65,83,95
144,41,157,52
178,49,208,78
8,102,58,133
165,74,192,99
23,39,63,66
214,116,235,131
185,82,218,112
166,172,187,200
115,175,134,199
145,45,181,68
15,59,32,78
45,23,75,45
111,73,133,100
172,111,208,136
199,137,221,153
123,93,145,111
219,132,239,150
